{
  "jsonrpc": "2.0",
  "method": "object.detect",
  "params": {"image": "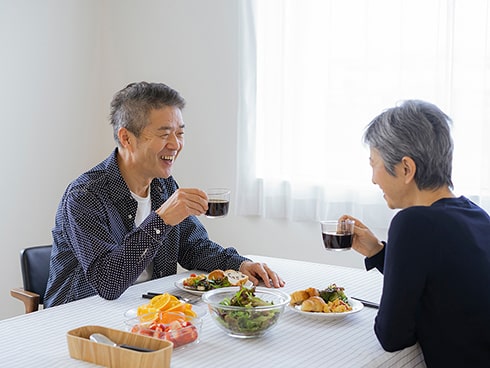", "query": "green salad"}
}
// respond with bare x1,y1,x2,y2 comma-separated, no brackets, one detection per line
216,286,281,335
318,283,349,303
187,276,232,291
